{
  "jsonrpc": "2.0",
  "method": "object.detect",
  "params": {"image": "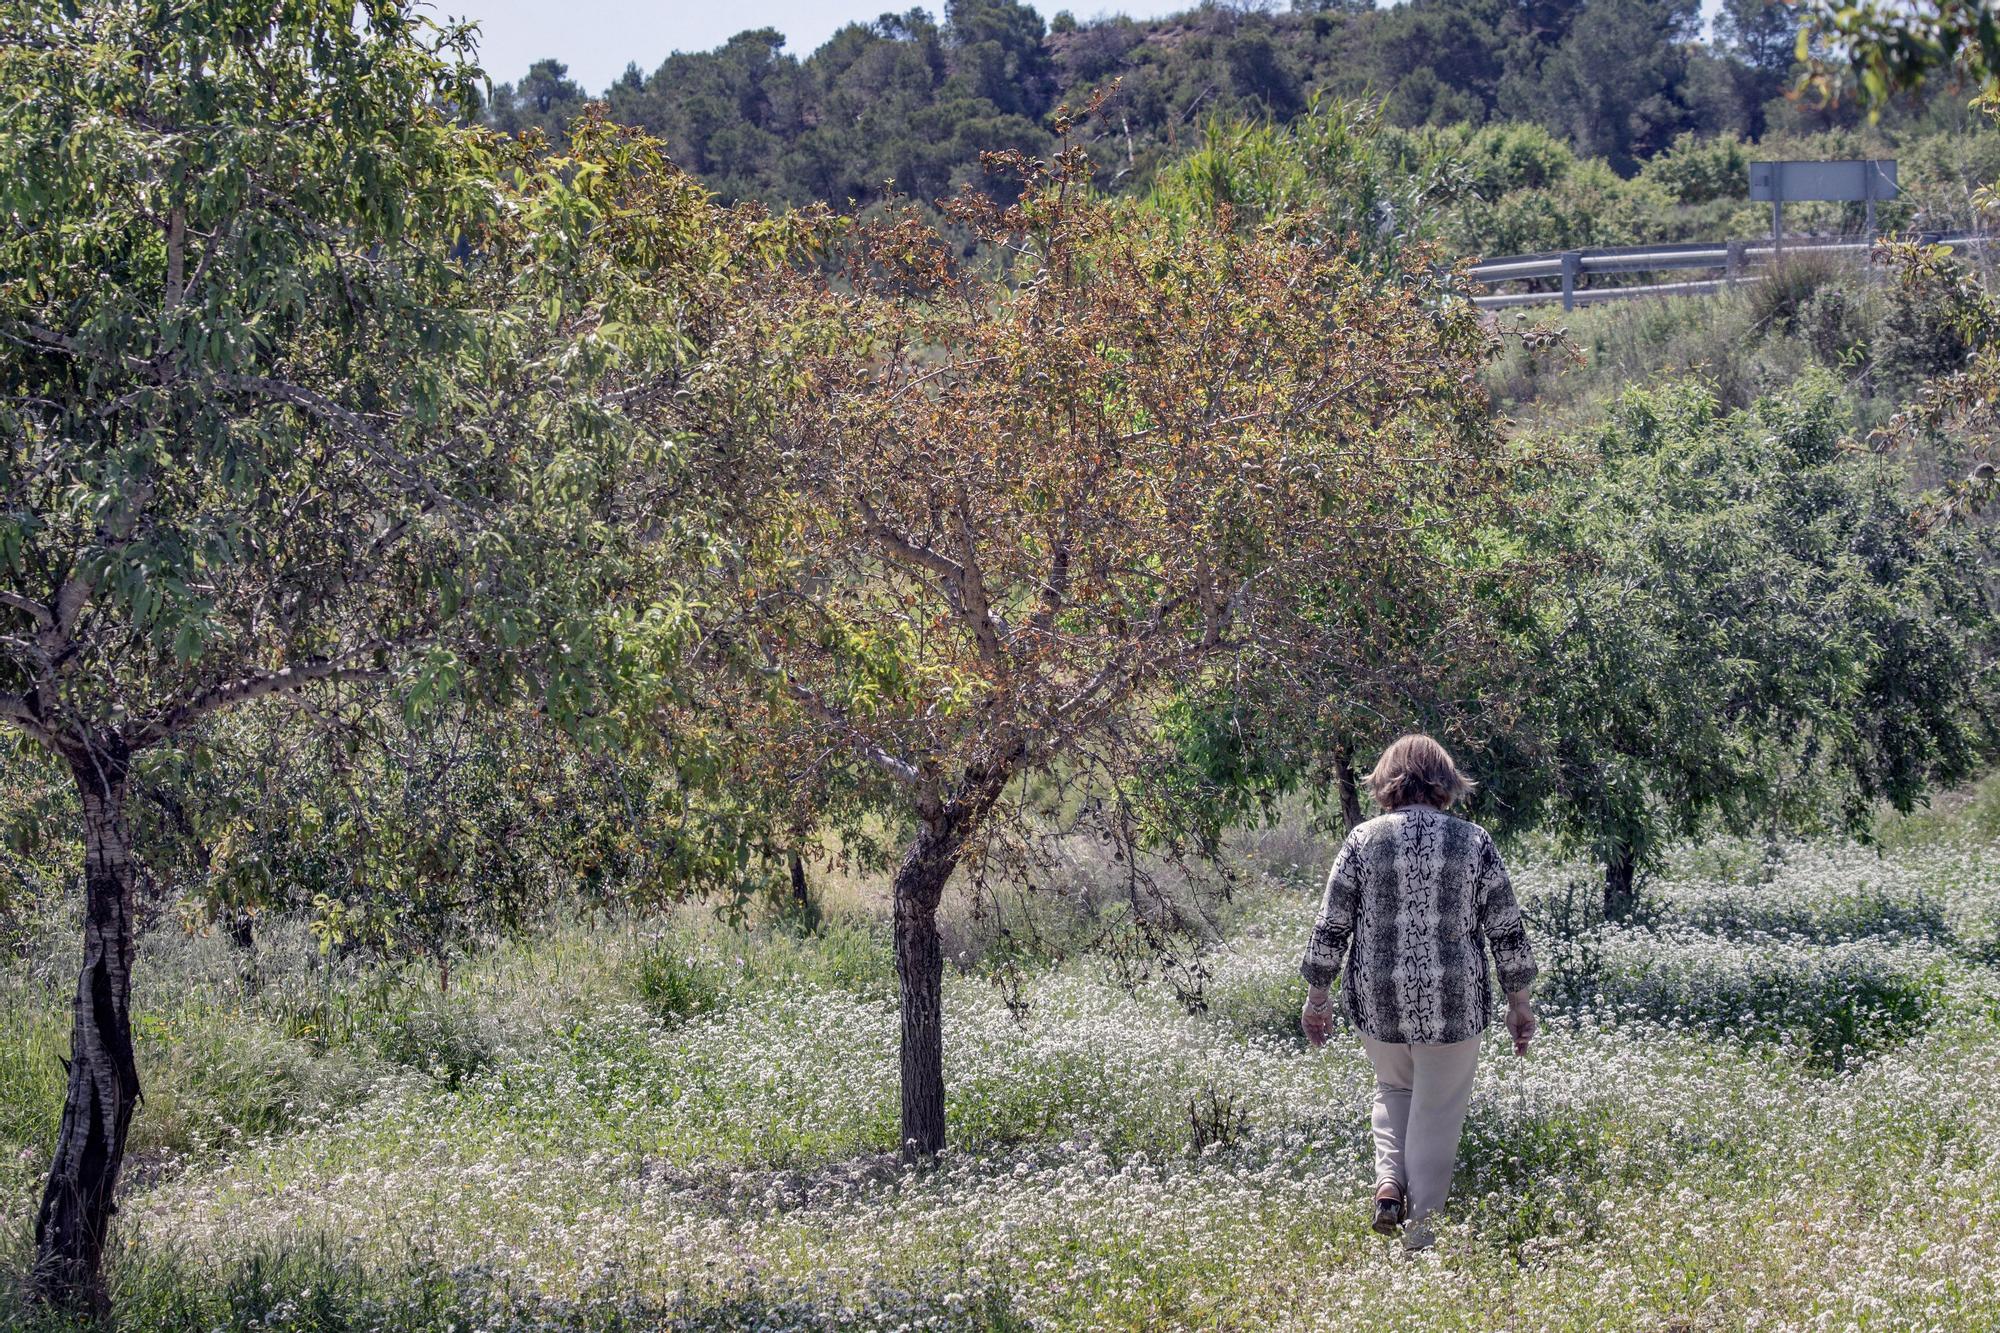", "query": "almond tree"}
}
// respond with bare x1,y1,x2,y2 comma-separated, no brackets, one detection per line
1150,536,1548,842
1136,96,1555,842
720,124,1515,1158
0,0,761,1303
1528,376,1998,921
